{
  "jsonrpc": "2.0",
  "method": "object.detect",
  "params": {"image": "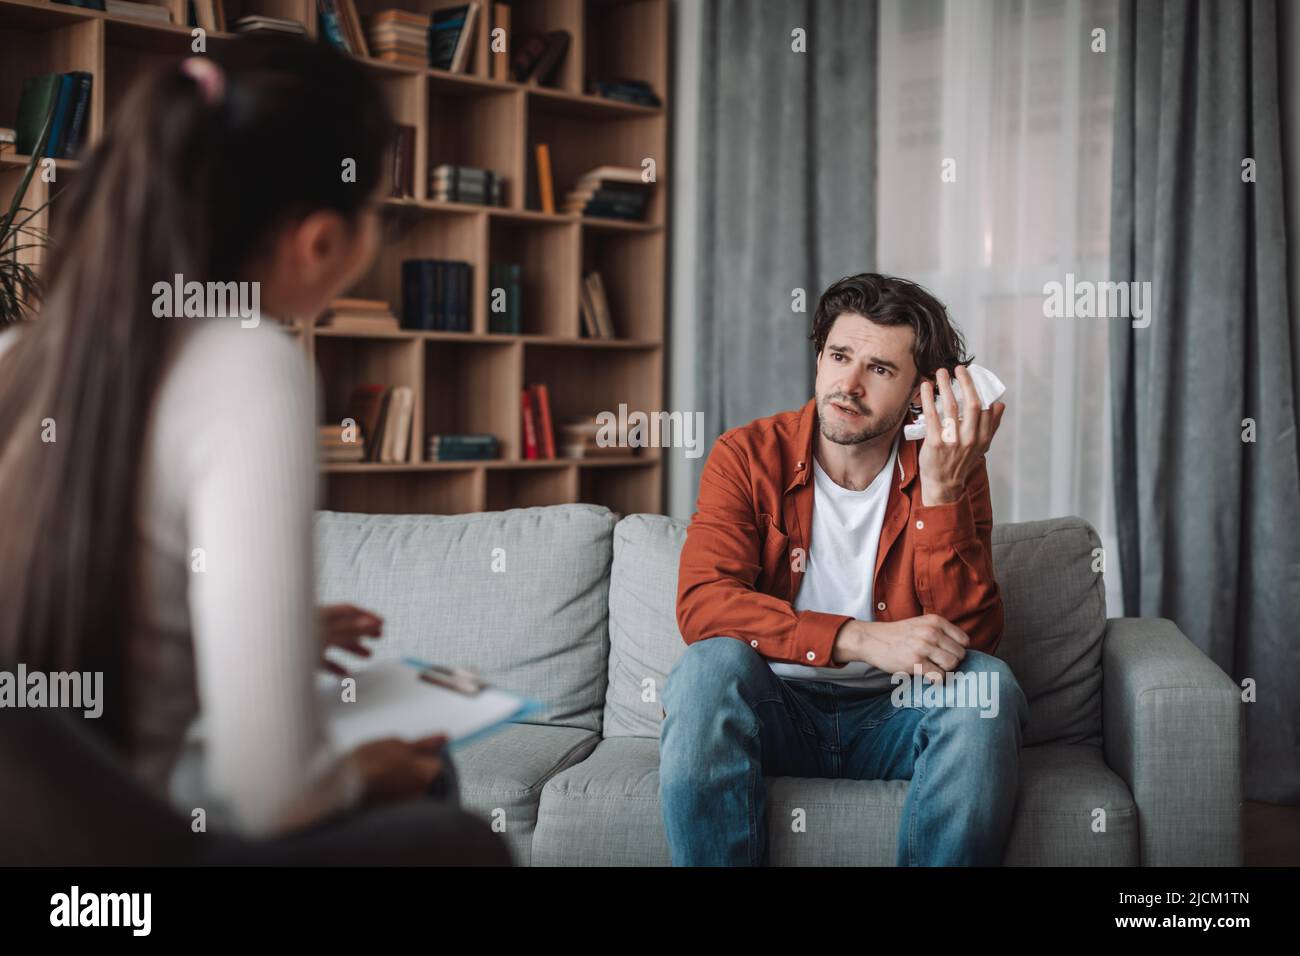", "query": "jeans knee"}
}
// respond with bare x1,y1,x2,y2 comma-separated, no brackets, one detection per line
662,637,771,753
666,637,766,704
956,651,1028,721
